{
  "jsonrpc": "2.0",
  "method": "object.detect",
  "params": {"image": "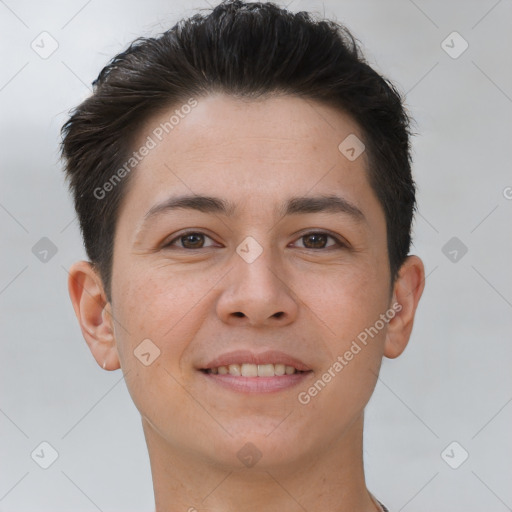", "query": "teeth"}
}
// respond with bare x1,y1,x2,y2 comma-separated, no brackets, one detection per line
207,363,300,377
257,364,274,377
274,364,286,376
241,363,258,377
228,364,241,376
